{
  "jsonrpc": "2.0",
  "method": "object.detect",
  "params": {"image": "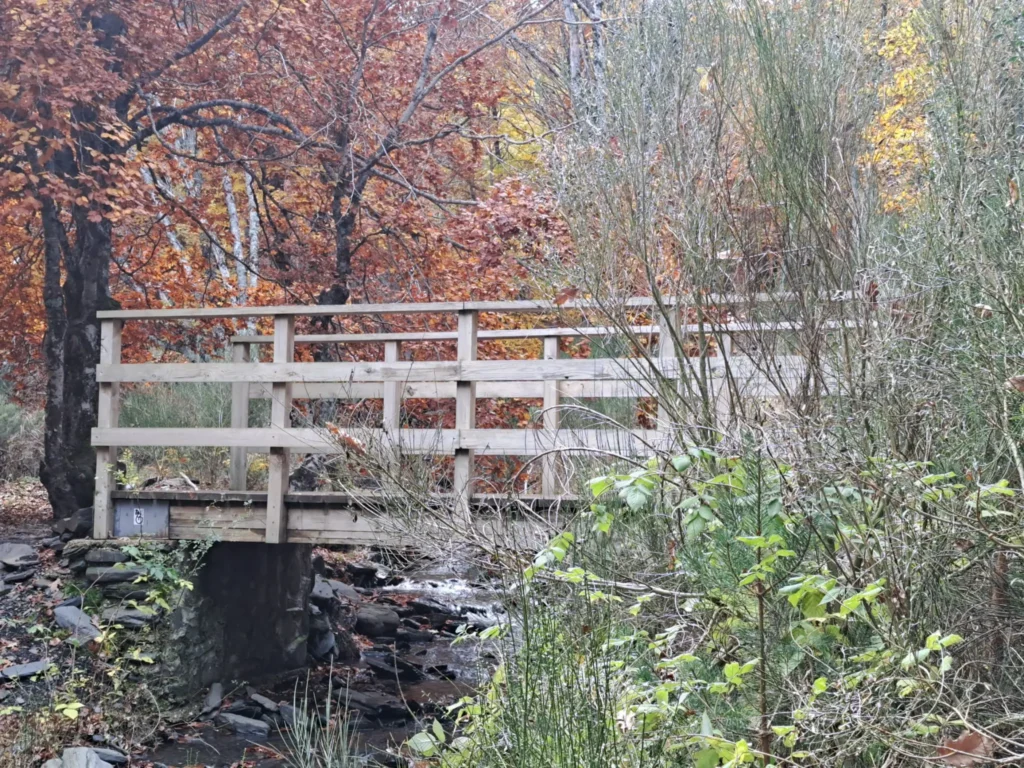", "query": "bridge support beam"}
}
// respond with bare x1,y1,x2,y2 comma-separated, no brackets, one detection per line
164,542,312,697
